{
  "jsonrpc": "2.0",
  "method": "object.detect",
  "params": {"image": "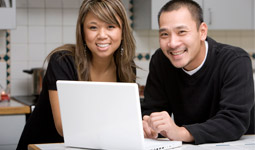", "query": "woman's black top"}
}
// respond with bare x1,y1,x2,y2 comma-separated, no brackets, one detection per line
17,51,79,149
